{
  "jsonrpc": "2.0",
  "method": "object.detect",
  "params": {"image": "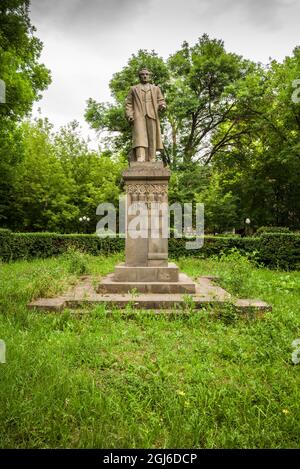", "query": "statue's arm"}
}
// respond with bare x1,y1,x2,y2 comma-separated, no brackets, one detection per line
125,88,134,121
157,86,166,111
